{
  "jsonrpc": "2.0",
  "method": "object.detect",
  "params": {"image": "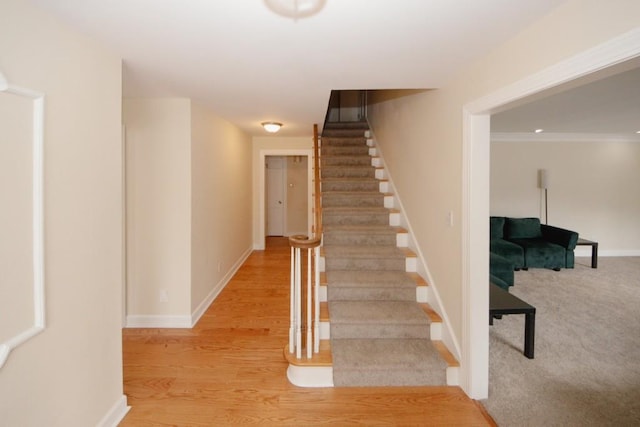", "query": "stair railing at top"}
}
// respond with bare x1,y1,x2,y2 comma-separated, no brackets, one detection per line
313,124,322,239
287,124,322,360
